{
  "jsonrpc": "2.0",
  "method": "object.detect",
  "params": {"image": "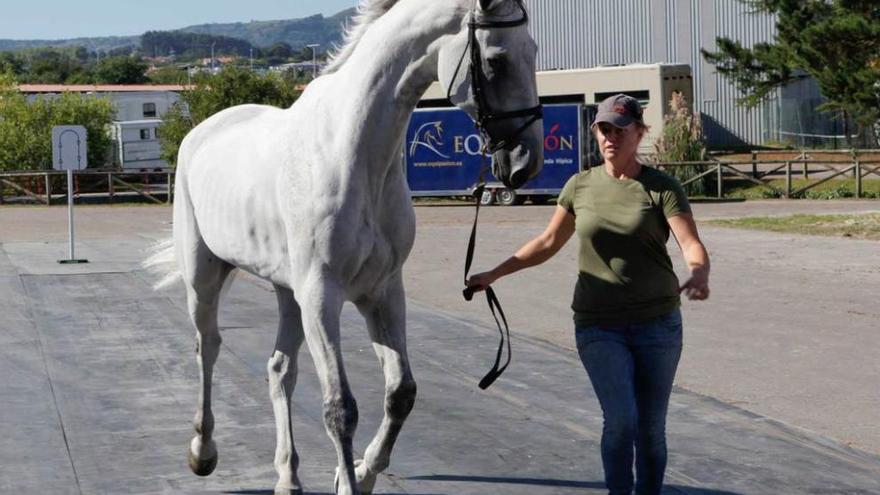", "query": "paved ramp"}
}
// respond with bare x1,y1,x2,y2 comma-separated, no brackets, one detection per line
1,242,879,495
